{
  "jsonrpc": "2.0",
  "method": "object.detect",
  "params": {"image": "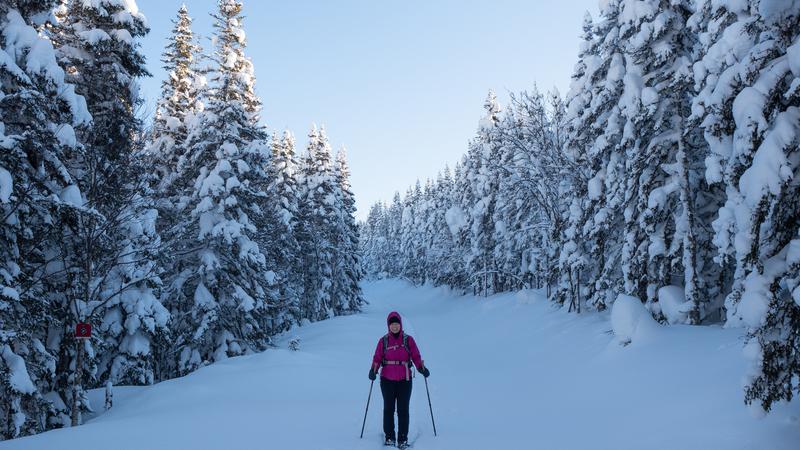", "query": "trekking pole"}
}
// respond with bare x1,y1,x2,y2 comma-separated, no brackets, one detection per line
424,376,437,436
360,379,374,438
